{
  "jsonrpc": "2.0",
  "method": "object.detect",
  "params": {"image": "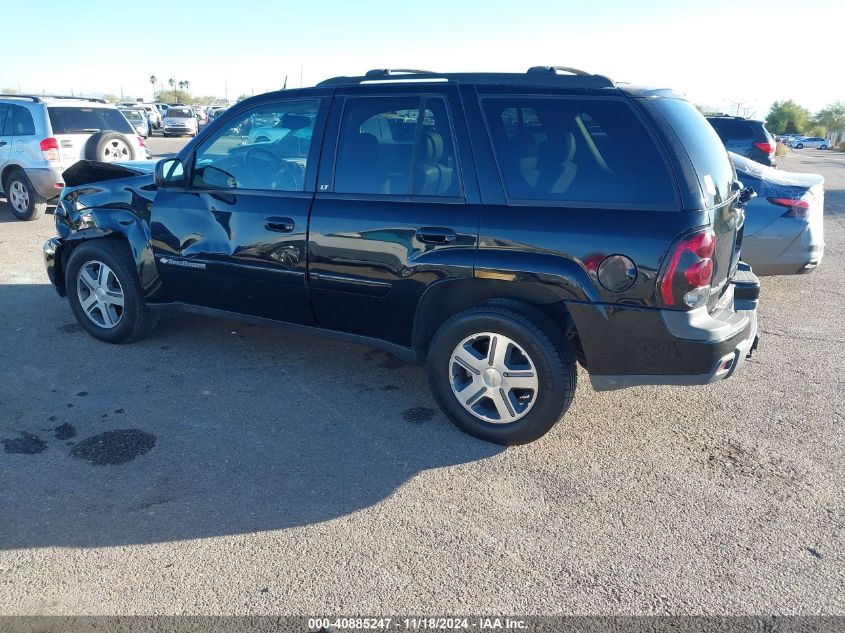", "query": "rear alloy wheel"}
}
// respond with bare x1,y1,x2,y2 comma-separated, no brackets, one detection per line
101,137,132,161
427,303,576,445
5,170,48,221
796,143,804,149
820,145,828,150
